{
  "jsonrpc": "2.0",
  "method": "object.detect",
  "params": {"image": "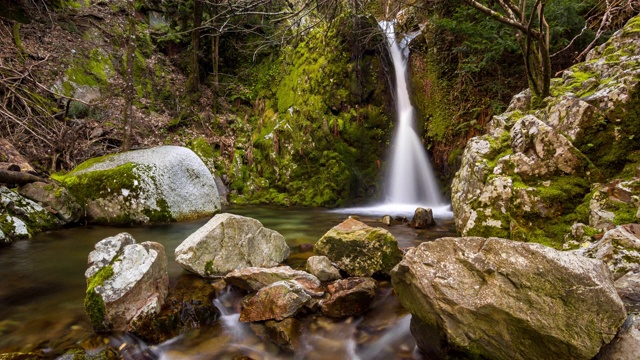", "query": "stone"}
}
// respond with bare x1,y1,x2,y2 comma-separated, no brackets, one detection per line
380,215,392,226
615,268,640,311
225,266,322,295
306,256,341,282
596,314,640,360
130,274,218,344
320,277,377,318
505,88,531,113
18,182,83,223
410,207,435,229
54,146,220,225
314,218,403,277
392,237,626,360
250,318,302,351
0,186,63,243
239,280,311,322
578,224,640,279
175,213,290,277
84,233,169,332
